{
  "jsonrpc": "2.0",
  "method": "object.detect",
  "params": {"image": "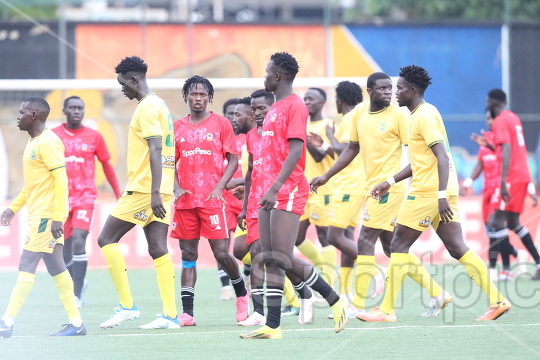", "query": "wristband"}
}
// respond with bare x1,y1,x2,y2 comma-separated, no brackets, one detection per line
438,190,447,199
319,142,331,152
528,182,536,195
463,177,473,188
386,176,396,186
